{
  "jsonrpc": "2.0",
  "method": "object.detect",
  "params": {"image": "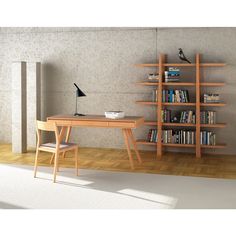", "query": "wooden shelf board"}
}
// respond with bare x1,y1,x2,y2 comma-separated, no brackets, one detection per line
135,63,226,67
200,63,226,67
200,103,226,107
163,82,195,86
136,82,159,86
136,101,158,105
137,101,226,107
201,123,226,128
162,102,196,106
144,121,157,126
135,64,159,67
163,123,196,127
163,143,195,147
136,82,225,87
136,139,156,146
164,63,195,67
136,139,226,149
201,144,226,149
144,121,226,128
